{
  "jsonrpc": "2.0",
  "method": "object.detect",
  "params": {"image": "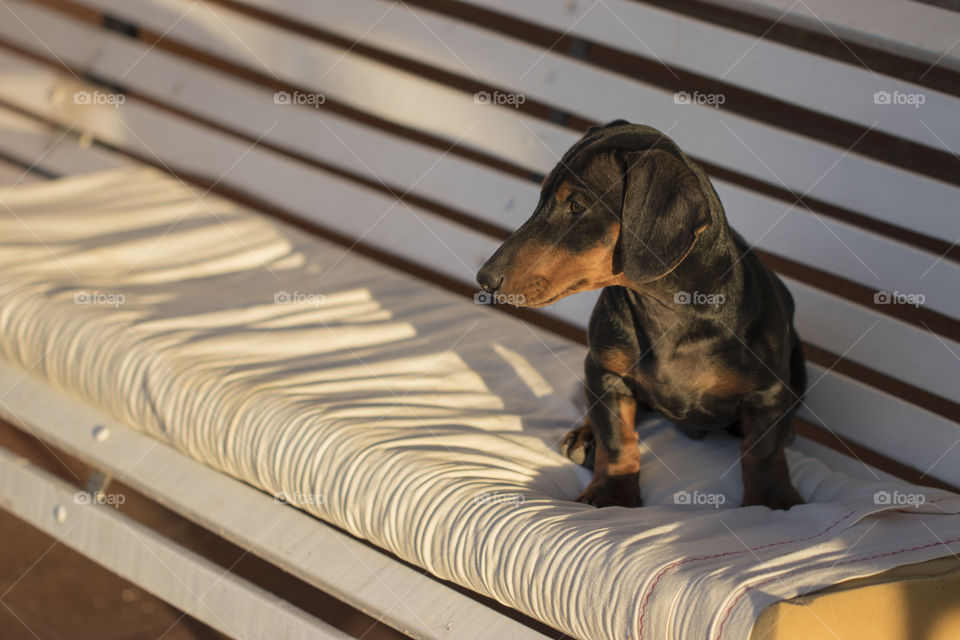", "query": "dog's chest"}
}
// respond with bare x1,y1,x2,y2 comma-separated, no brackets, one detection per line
598,341,749,425
589,287,754,424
